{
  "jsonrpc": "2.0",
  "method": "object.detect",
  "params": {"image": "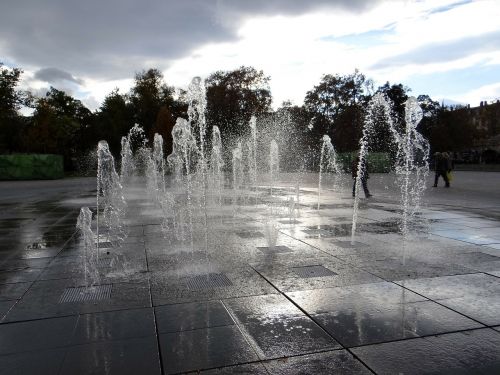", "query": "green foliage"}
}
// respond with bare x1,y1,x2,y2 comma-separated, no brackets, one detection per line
338,152,391,173
0,154,63,180
304,70,371,152
129,68,178,137
0,63,31,152
0,62,497,173
206,66,272,144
